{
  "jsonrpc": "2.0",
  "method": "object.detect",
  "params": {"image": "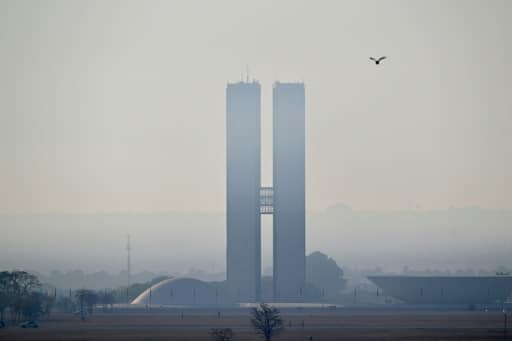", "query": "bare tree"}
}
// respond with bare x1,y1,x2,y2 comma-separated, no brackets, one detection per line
98,291,115,312
74,289,97,320
250,303,284,341
74,289,87,320
84,291,97,315
209,327,234,341
55,296,75,313
20,292,44,320
0,271,41,322
41,293,55,317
